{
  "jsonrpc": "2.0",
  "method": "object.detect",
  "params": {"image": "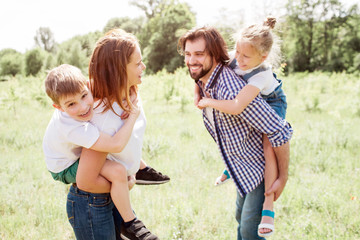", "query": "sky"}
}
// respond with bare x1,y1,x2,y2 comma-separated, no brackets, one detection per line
0,0,357,53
